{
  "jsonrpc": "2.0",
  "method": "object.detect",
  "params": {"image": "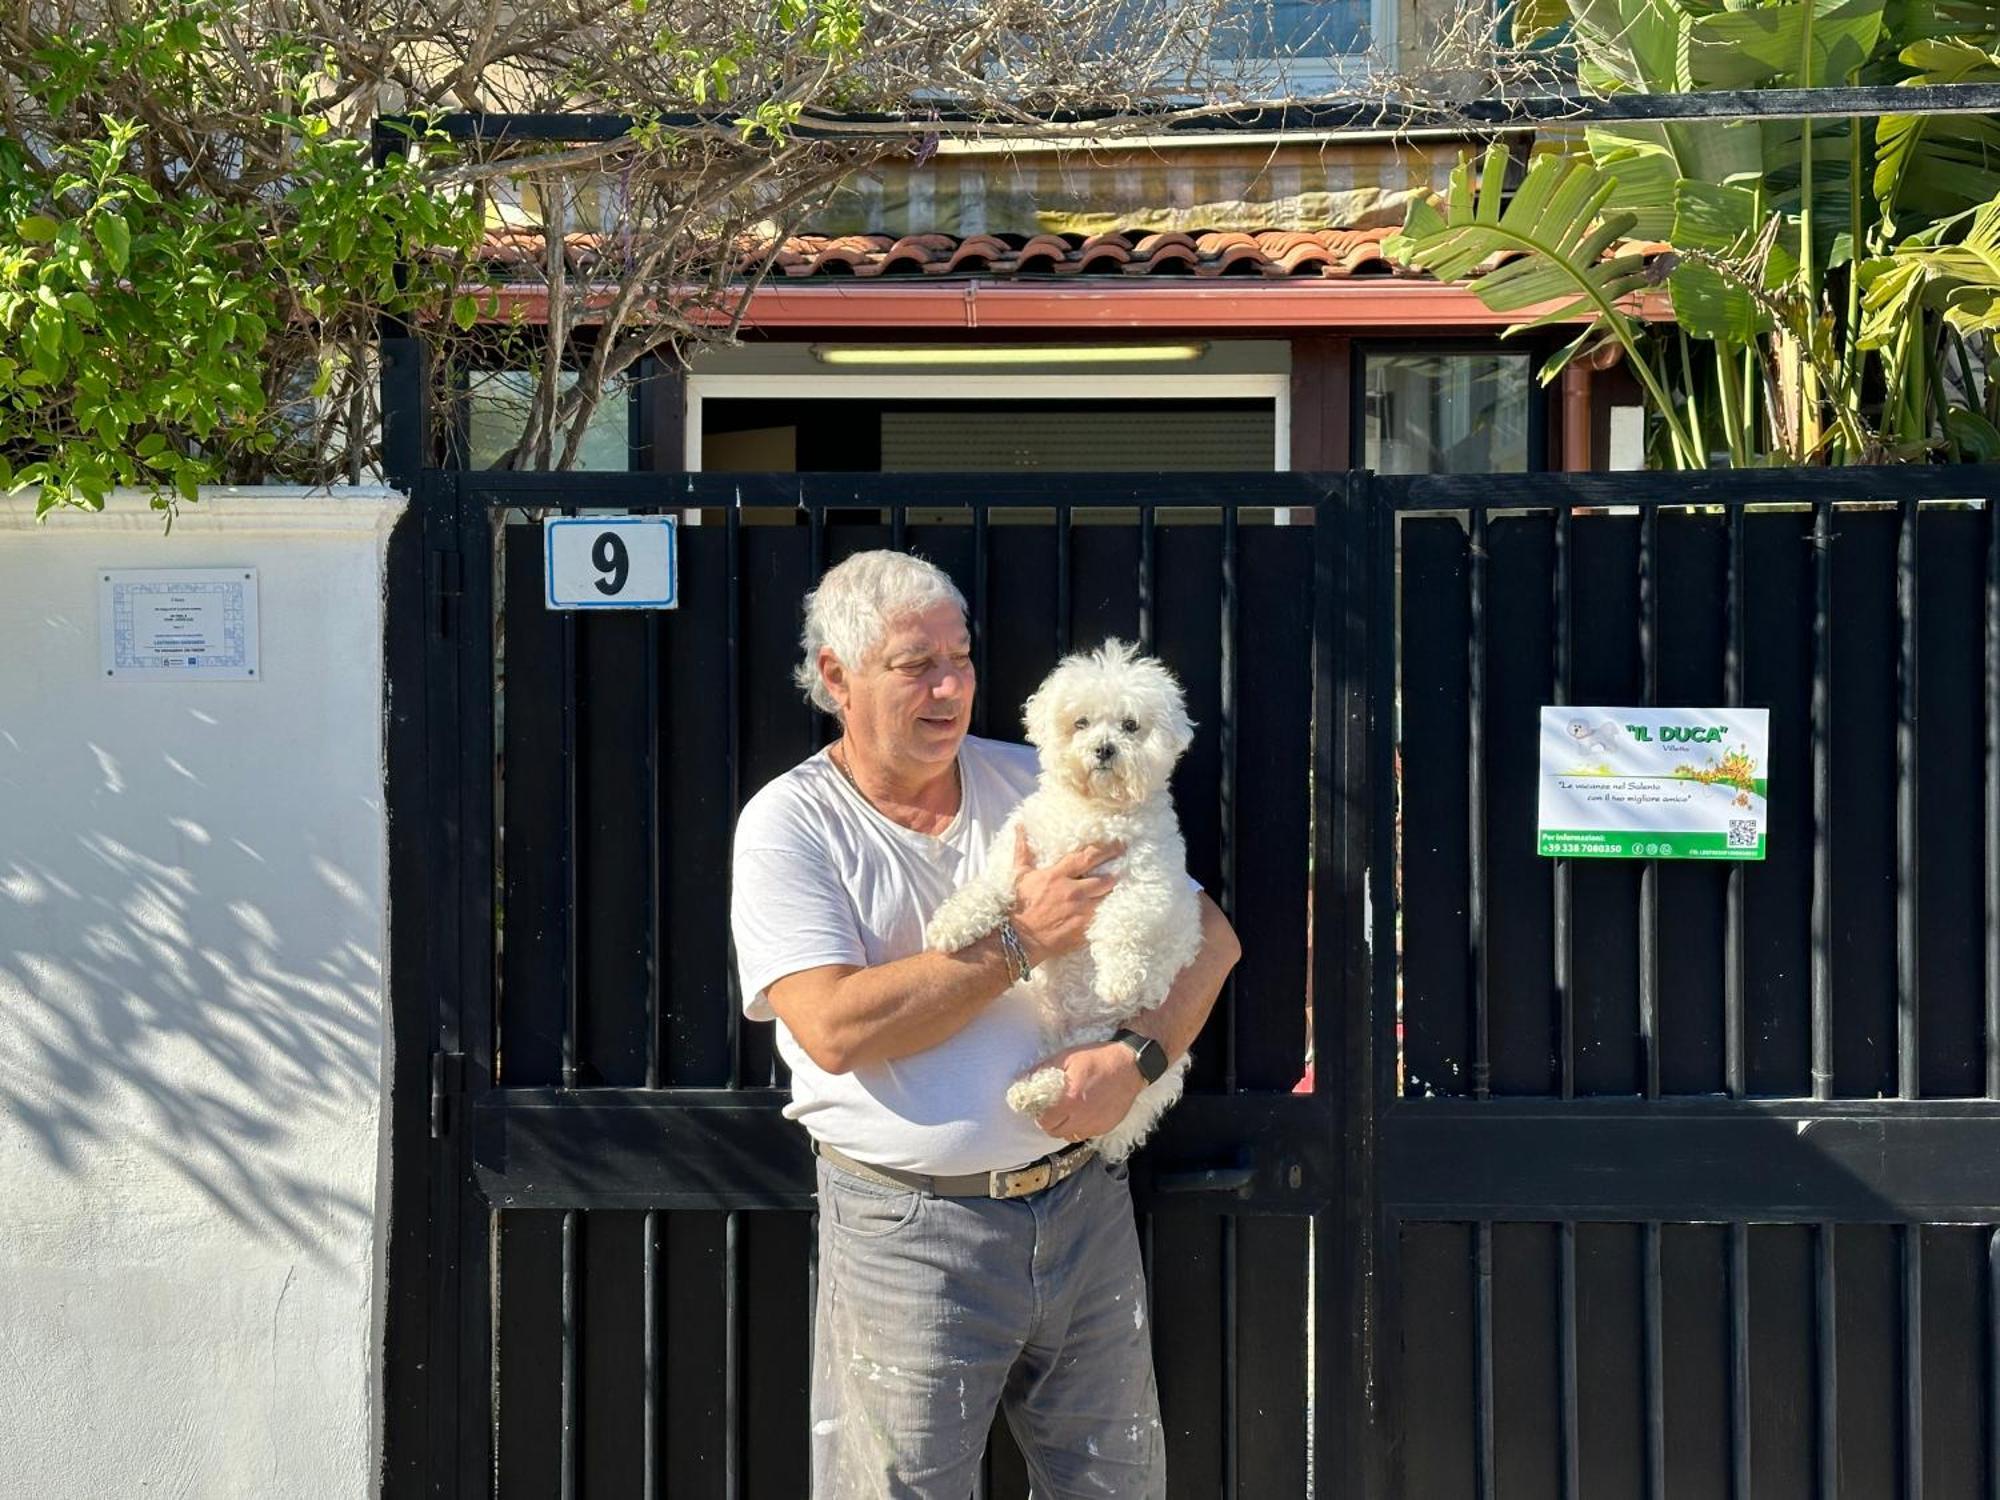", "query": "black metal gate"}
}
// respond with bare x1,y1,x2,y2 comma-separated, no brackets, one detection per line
384,470,1358,1499
385,464,2000,1499
1372,466,2000,1499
